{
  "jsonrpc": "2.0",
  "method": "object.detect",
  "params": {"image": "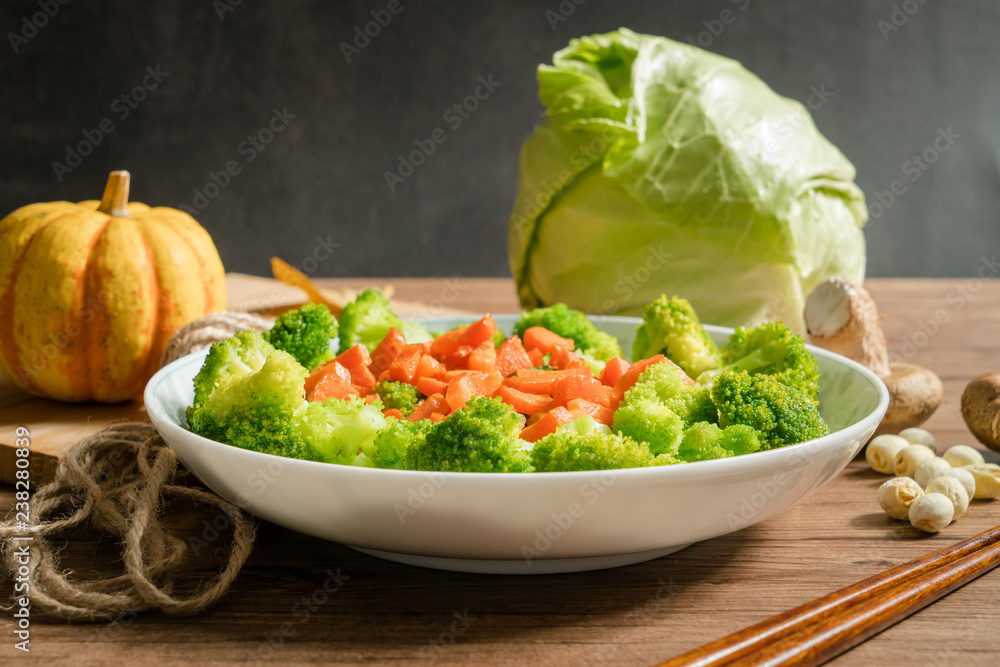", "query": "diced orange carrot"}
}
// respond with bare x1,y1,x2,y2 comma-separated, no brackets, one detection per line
428,412,447,422
446,374,478,412
386,345,425,384
466,340,496,372
495,336,533,377
458,314,497,348
409,393,450,421
497,385,552,415
415,354,445,380
336,343,372,370
305,360,352,399
478,370,504,397
309,374,360,402
504,368,593,395
522,326,575,354
551,375,615,408
429,328,464,357
515,366,592,379
383,407,405,419
369,327,406,376
549,347,588,370
613,354,666,394
527,348,545,367
566,398,614,425
519,406,575,443
600,356,630,388
416,376,447,396
349,364,377,391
